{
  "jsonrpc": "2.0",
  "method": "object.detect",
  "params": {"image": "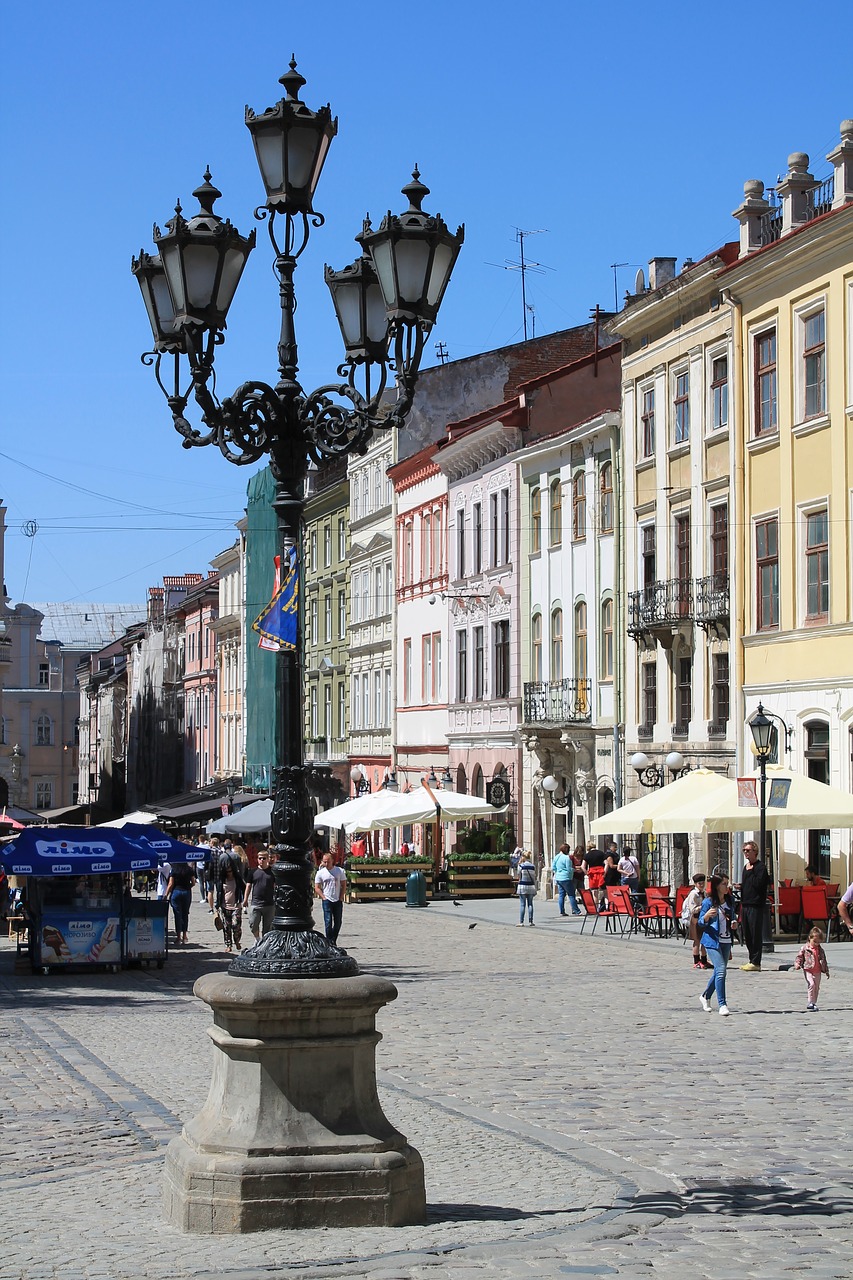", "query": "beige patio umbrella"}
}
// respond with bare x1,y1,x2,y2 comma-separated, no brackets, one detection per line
648,766,853,834
589,768,733,836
